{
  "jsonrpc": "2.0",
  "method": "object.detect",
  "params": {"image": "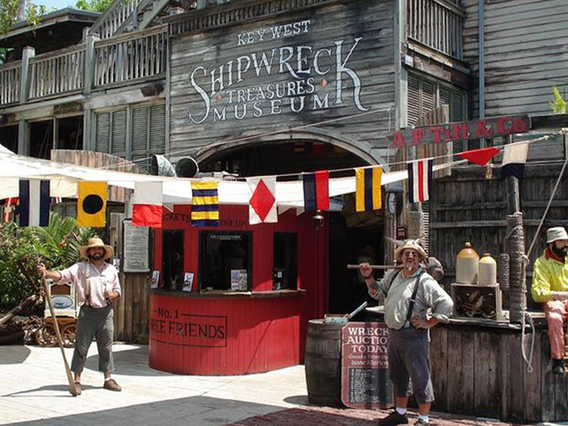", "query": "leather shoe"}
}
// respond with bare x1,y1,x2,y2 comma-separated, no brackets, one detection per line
103,378,122,392
378,410,408,425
